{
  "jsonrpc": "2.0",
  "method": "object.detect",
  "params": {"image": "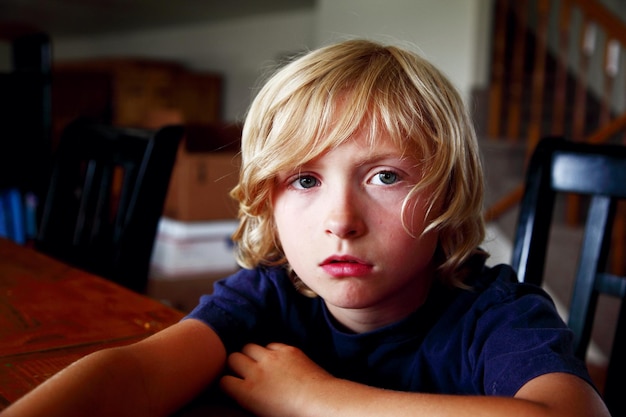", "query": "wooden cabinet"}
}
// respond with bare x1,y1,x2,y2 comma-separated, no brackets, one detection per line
51,58,222,145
